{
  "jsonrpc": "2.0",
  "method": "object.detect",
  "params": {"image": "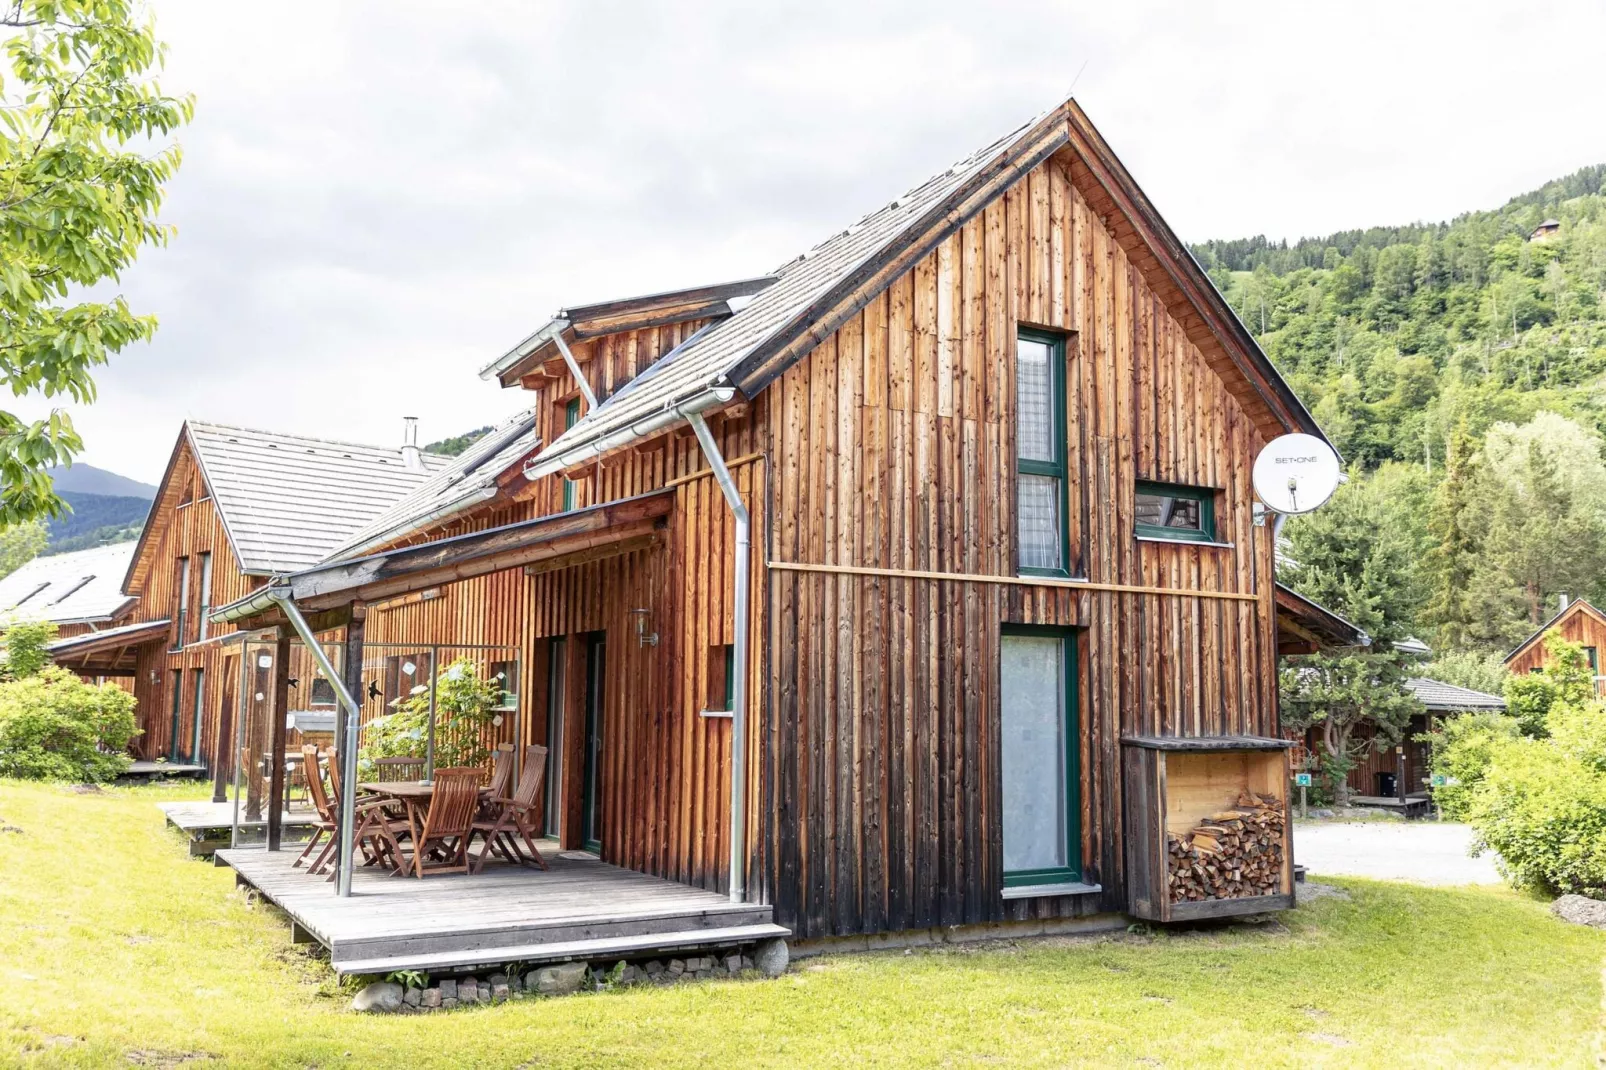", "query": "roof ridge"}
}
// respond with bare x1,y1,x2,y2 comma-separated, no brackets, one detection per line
187,419,431,459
